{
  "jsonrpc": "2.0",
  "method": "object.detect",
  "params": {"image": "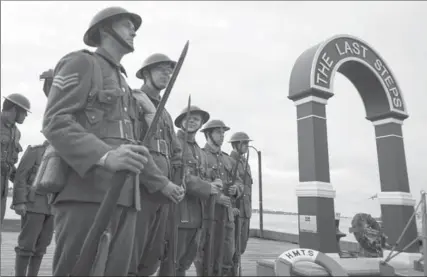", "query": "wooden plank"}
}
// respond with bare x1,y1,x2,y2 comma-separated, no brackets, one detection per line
0,232,298,276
